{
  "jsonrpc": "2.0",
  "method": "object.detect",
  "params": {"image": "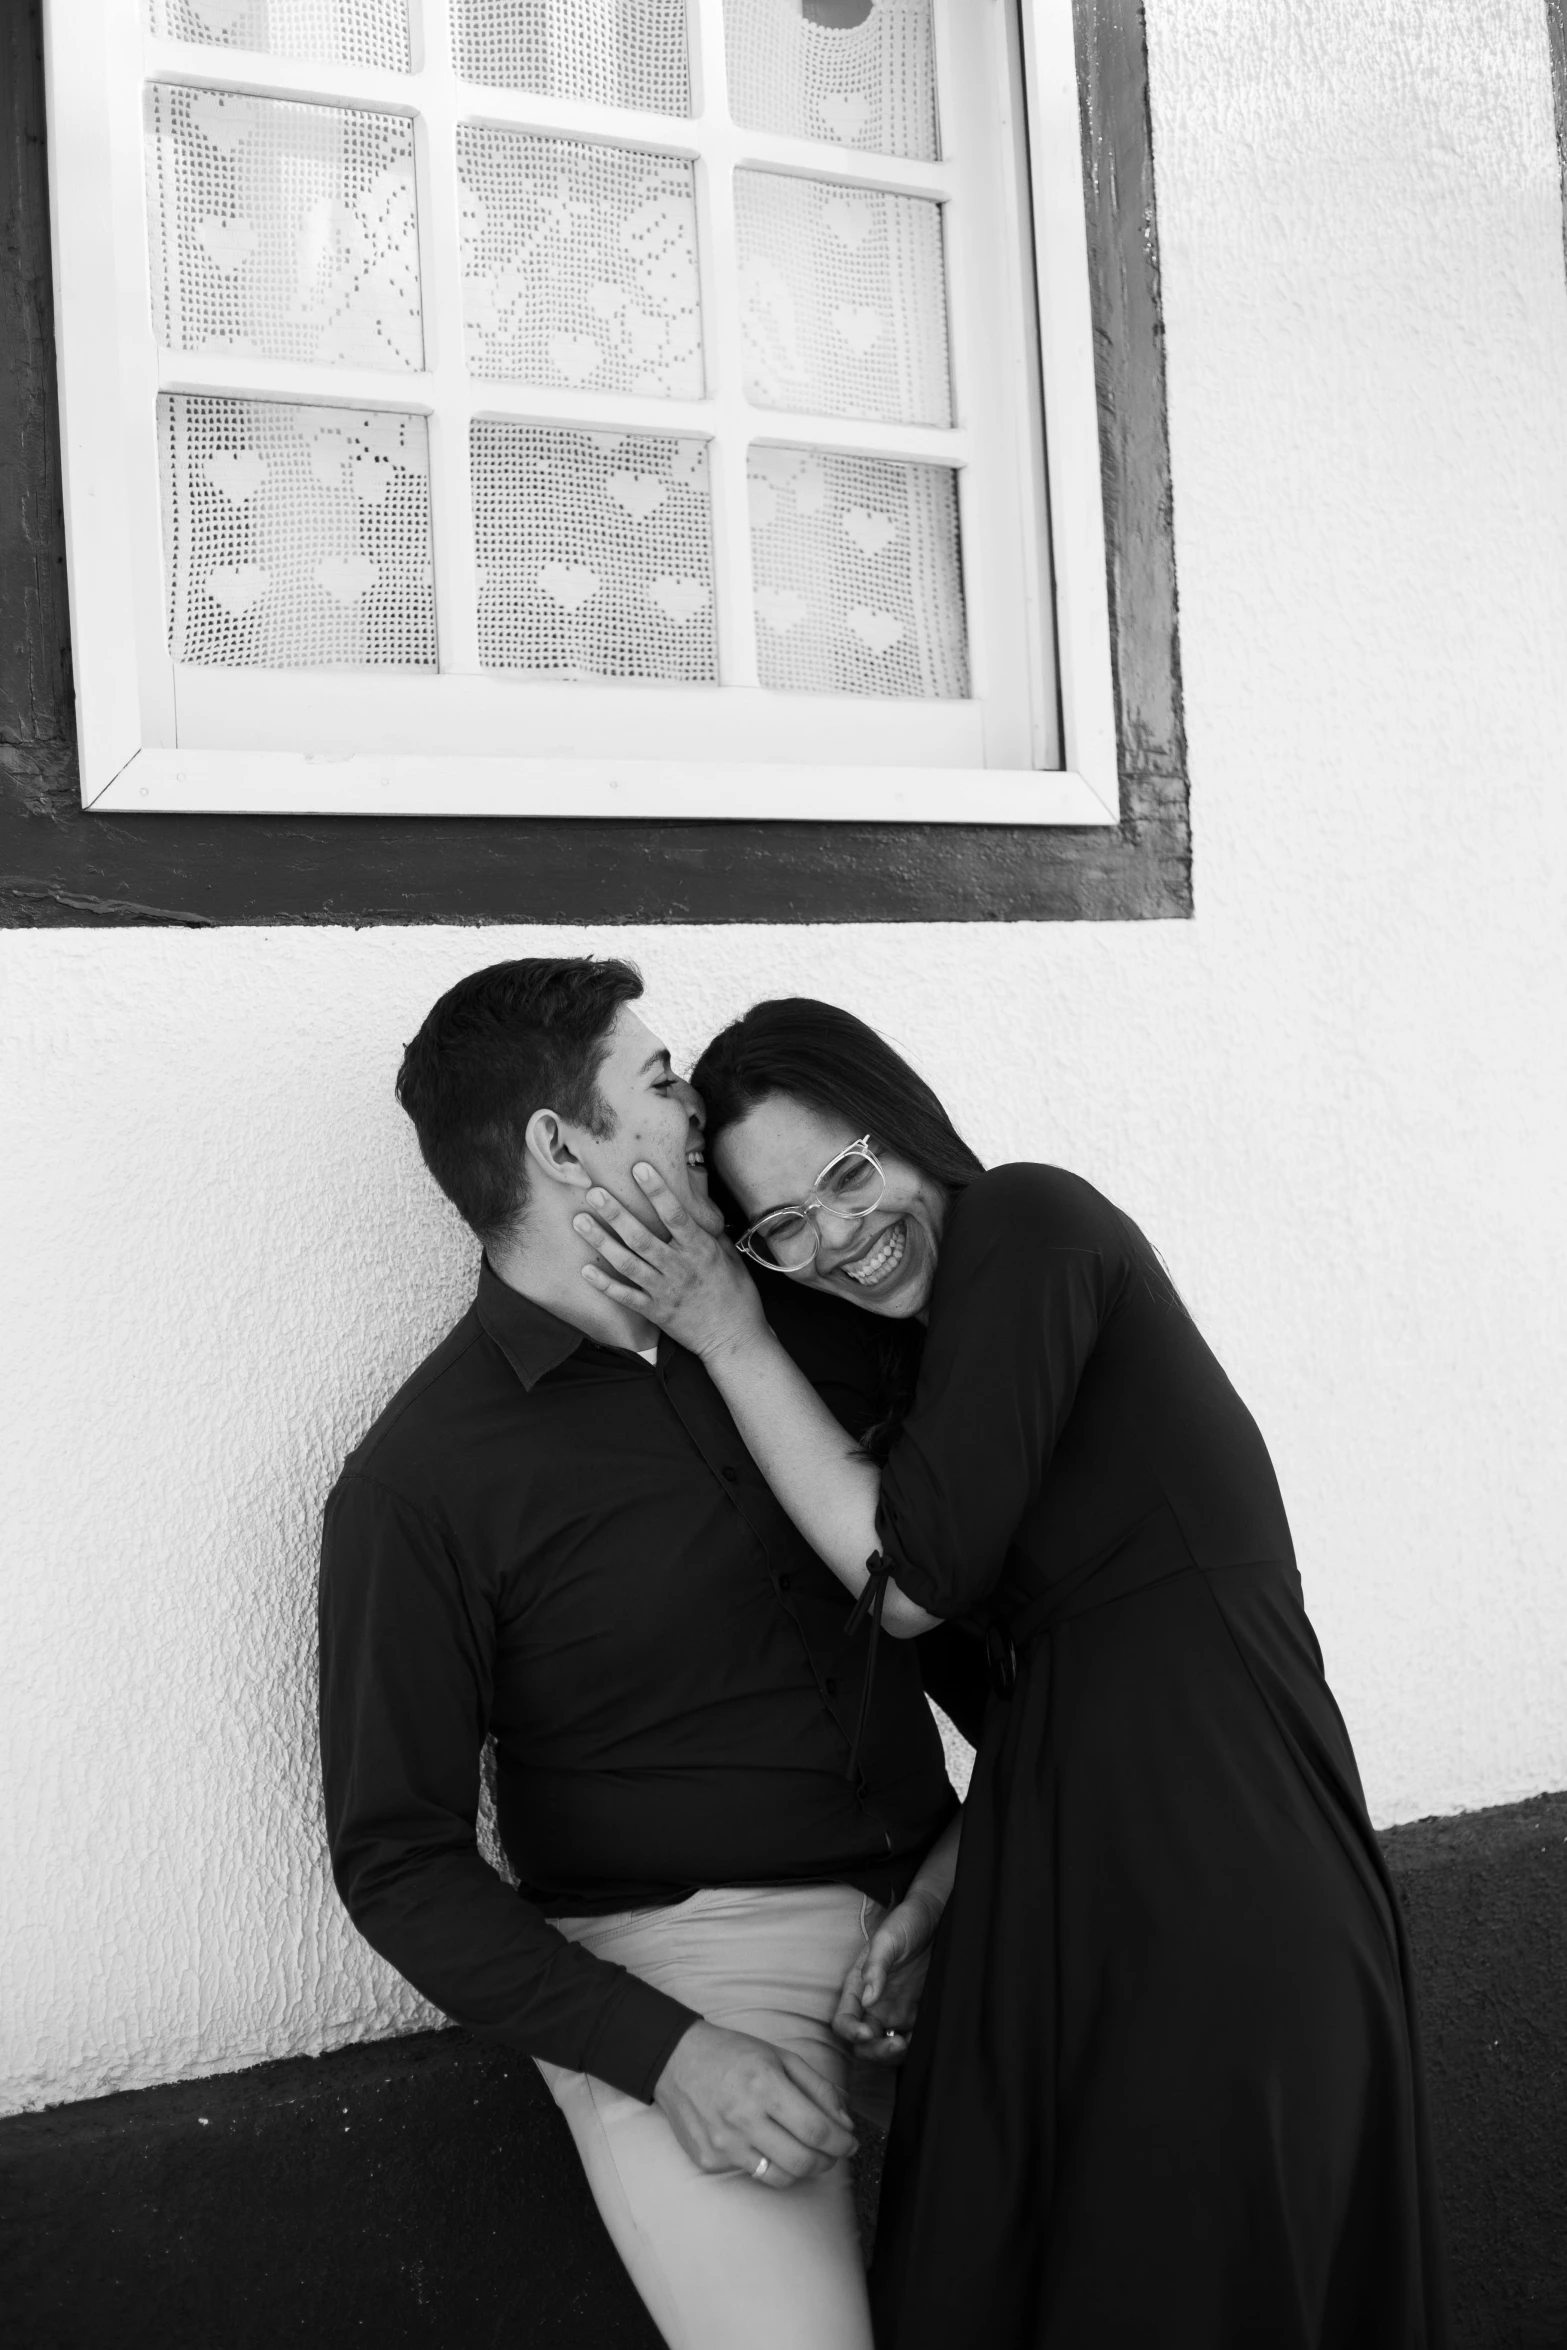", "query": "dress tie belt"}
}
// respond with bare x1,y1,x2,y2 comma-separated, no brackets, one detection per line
841,1526,1290,1750
985,1515,1290,1701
